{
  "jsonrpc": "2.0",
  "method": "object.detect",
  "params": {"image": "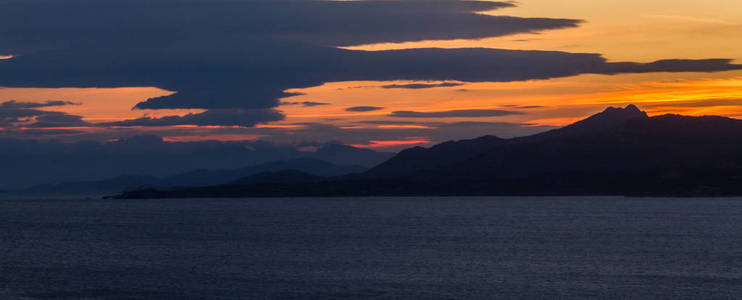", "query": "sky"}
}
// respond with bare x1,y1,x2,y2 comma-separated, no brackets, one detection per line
2,0,742,151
